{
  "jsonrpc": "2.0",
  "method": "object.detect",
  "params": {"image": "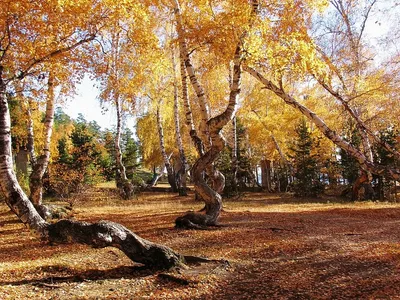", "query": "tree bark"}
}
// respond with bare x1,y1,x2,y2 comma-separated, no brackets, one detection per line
244,65,400,181
29,72,55,215
156,106,178,192
176,44,242,228
0,82,183,269
261,159,273,193
173,0,258,227
174,1,225,196
26,99,37,167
